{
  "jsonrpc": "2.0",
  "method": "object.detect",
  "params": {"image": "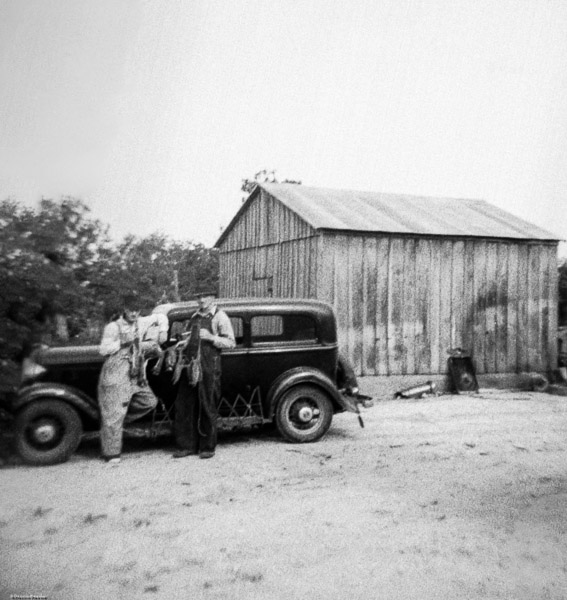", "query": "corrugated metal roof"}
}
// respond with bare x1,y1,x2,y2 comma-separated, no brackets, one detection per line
252,183,560,241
